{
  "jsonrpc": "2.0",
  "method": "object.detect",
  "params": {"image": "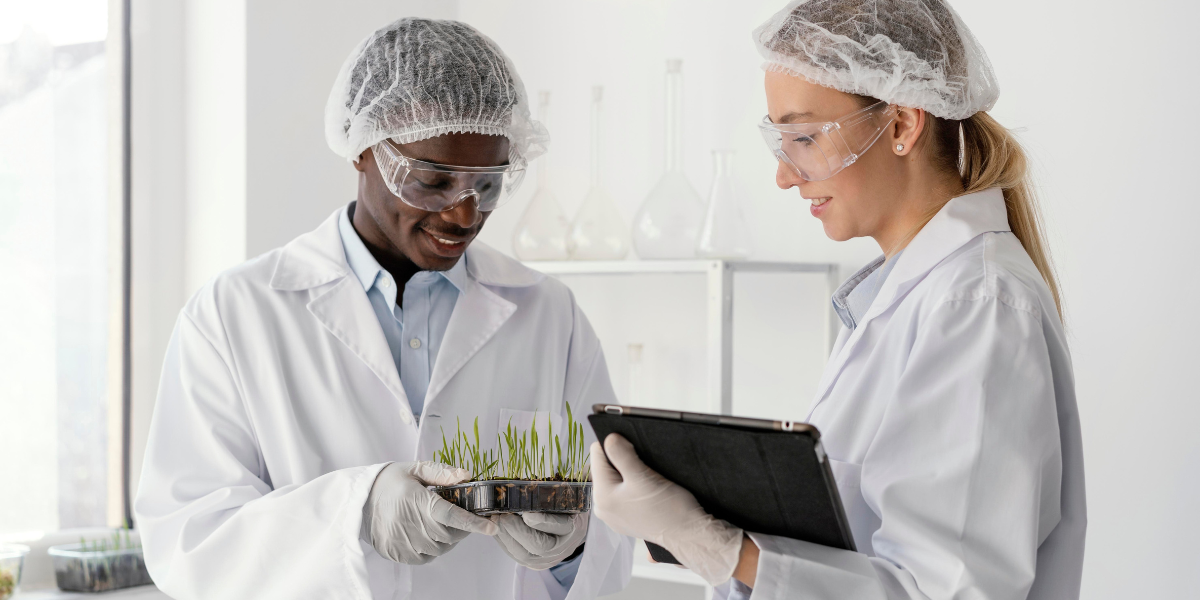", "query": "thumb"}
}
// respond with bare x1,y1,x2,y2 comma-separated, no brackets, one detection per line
408,461,472,486
591,441,623,489
603,434,654,479
430,500,499,536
